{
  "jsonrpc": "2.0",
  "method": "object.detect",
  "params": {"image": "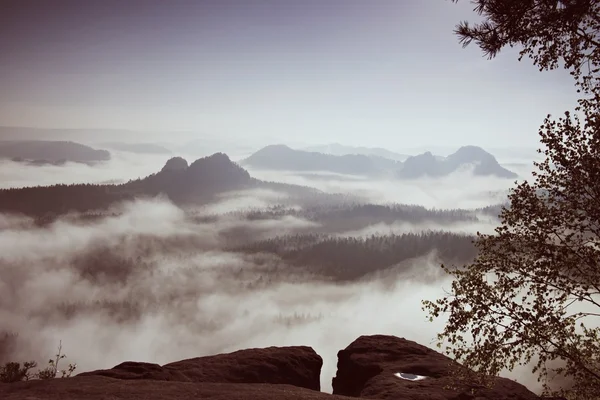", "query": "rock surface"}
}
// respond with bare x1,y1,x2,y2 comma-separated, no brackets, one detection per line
0,337,557,400
79,346,322,391
332,335,539,400
0,376,352,400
